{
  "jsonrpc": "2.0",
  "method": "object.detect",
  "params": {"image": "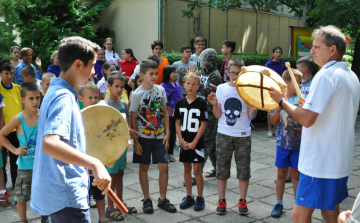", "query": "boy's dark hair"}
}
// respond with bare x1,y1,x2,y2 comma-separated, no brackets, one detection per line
21,66,36,79
0,60,14,72
146,55,160,65
58,36,101,73
151,40,163,50
194,36,205,44
162,65,177,83
108,71,125,86
21,82,39,98
140,59,158,74
180,45,191,53
222,40,236,53
296,56,315,75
